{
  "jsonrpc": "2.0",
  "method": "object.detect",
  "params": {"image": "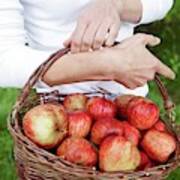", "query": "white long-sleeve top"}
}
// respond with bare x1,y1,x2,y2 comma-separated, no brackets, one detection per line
0,0,174,96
